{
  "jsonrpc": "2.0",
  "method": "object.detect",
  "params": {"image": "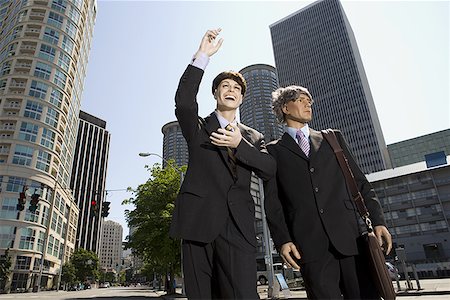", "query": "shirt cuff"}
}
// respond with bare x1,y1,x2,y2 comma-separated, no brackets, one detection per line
190,52,209,70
